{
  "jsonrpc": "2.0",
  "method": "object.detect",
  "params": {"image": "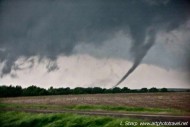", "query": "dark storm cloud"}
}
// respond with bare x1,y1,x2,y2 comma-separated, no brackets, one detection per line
0,0,189,77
